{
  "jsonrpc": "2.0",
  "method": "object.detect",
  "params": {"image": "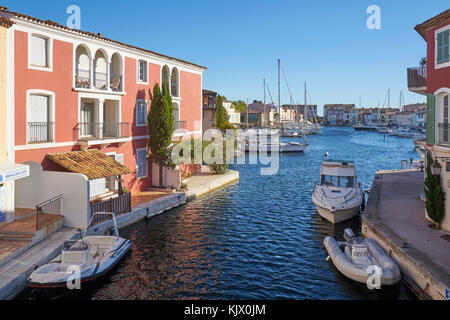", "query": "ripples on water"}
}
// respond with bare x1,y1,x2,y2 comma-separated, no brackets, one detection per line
22,128,419,300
